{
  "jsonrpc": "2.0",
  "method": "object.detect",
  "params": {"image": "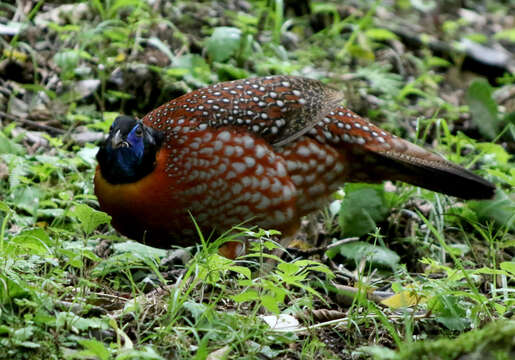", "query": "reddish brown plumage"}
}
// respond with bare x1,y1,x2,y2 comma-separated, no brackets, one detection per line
94,76,495,255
